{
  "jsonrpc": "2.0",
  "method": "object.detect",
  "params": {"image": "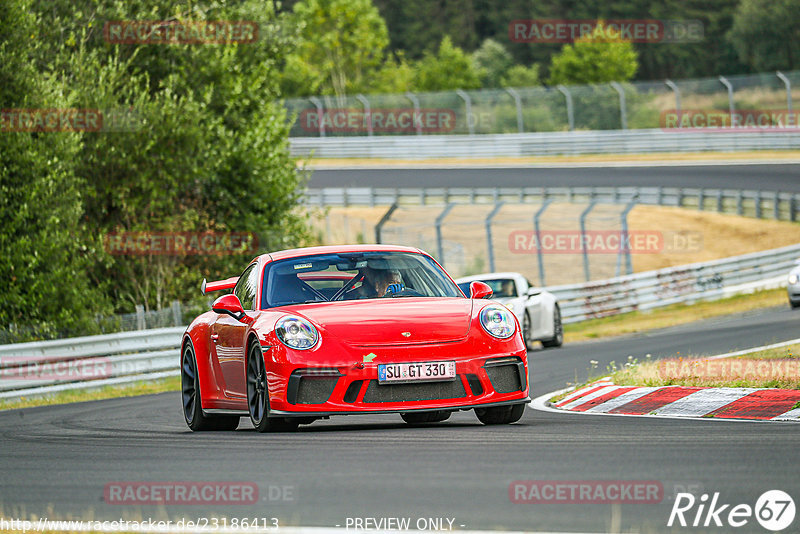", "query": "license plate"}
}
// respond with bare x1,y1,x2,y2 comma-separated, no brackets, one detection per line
377,361,456,384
